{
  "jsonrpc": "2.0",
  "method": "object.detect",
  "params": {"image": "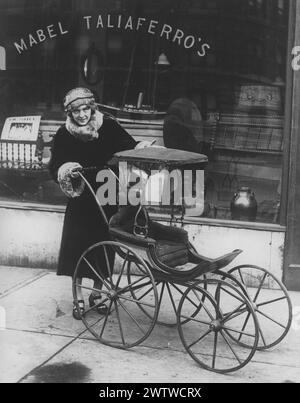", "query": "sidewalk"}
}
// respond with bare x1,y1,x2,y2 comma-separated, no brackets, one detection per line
0,265,300,383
